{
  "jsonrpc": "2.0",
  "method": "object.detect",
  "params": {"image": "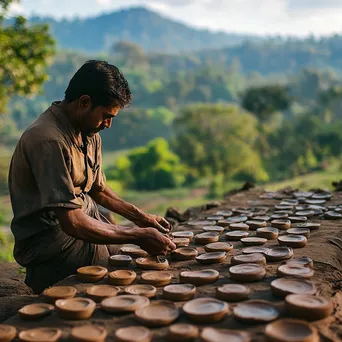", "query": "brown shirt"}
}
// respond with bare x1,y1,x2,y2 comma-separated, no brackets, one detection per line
9,102,106,262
